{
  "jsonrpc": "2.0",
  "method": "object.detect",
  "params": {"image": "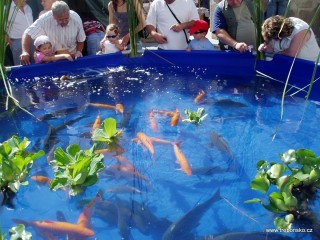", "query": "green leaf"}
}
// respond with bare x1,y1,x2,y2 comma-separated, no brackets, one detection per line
267,163,285,179
282,192,297,208
9,224,32,240
274,216,292,229
103,118,117,138
54,147,73,165
244,198,262,203
269,193,289,211
250,176,270,193
309,168,320,182
66,144,81,157
280,149,296,164
293,171,310,181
